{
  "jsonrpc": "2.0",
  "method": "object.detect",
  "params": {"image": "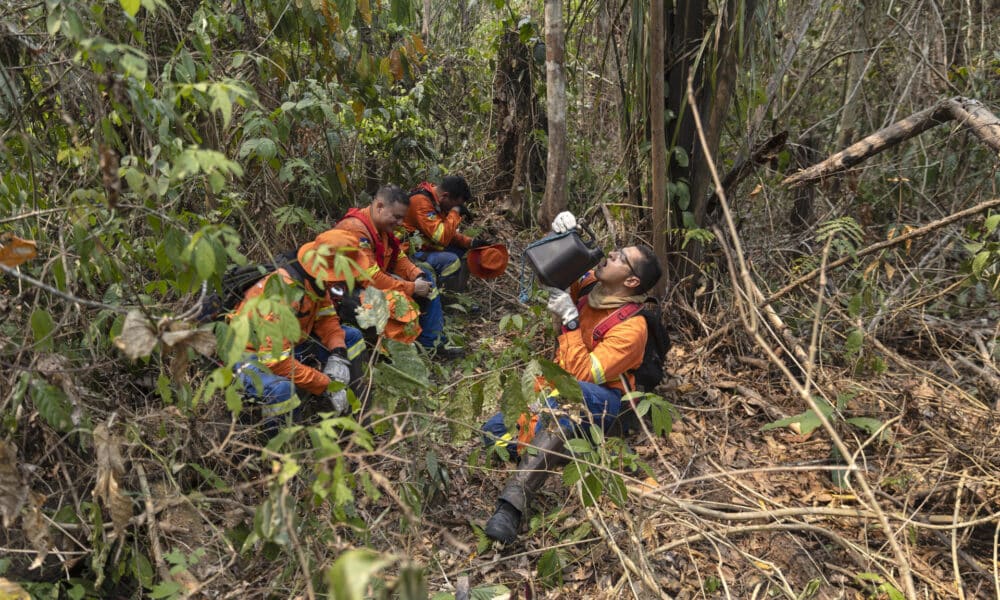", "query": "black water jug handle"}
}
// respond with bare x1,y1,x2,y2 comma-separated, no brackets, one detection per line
577,221,599,246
